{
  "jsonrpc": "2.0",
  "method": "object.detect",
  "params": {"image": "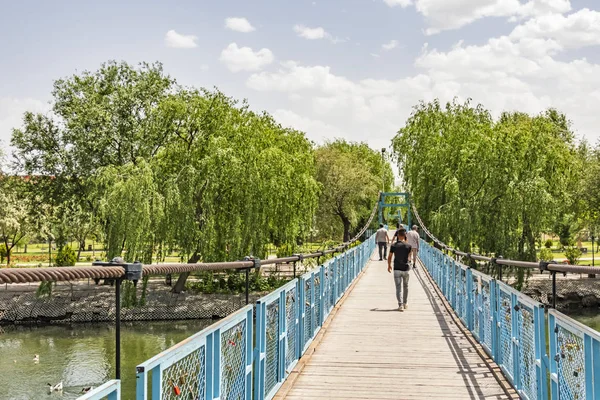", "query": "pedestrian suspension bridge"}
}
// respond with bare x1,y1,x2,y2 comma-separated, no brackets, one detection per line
4,192,600,400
